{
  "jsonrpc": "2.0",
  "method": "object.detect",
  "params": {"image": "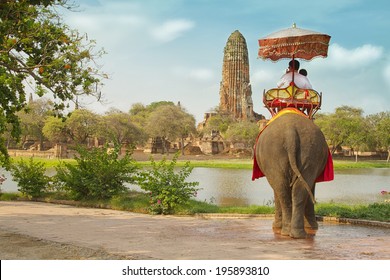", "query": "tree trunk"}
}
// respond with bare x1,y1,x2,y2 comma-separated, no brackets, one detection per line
161,137,167,154
181,137,185,155
39,134,44,151
387,149,390,163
